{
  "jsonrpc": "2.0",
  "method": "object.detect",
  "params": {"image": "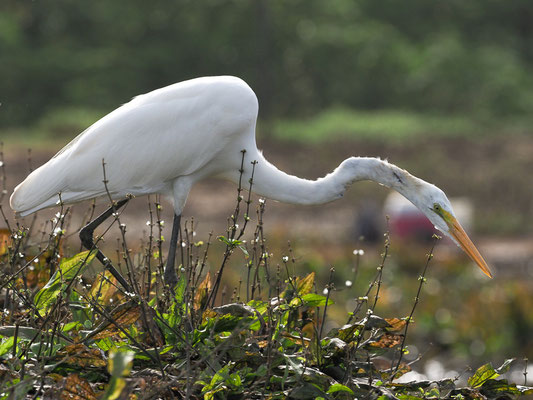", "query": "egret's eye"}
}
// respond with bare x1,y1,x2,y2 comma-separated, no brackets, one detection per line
433,203,441,213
